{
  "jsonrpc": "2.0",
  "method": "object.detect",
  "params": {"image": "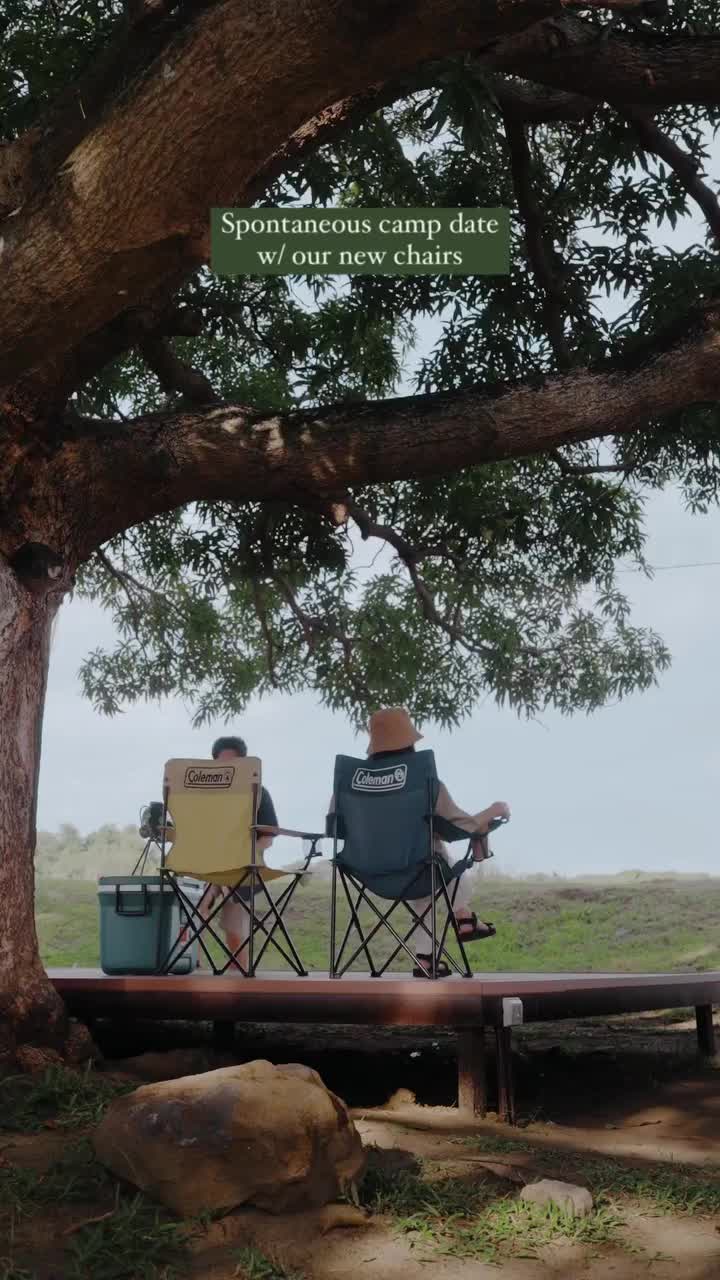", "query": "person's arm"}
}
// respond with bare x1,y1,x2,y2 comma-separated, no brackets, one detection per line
435,783,510,836
199,882,221,920
255,786,278,851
